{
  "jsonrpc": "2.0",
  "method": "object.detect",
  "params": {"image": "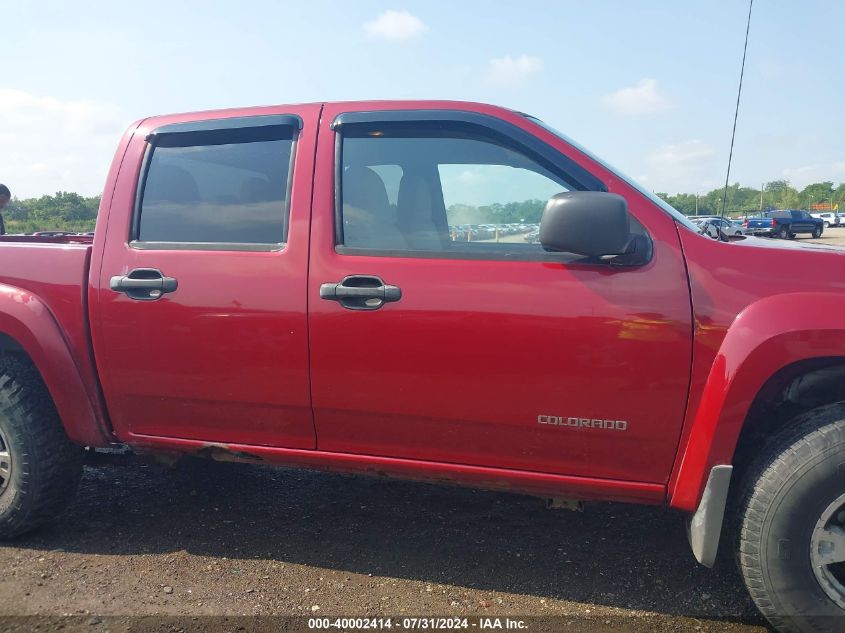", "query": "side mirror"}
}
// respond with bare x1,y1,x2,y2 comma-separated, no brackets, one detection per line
540,192,631,257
